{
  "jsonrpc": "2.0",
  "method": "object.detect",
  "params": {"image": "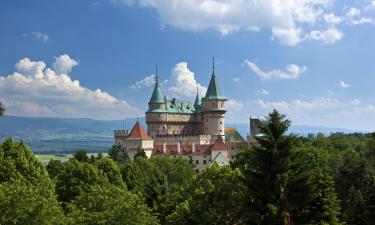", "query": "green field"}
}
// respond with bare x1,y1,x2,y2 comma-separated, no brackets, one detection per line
35,153,109,164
